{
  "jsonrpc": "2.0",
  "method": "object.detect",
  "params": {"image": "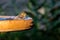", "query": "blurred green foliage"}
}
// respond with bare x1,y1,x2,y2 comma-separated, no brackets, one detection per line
0,0,60,40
